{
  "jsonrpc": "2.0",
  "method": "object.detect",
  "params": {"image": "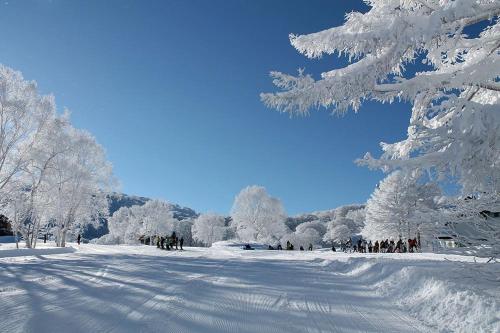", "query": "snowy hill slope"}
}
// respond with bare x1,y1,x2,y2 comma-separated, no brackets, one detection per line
83,192,198,239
